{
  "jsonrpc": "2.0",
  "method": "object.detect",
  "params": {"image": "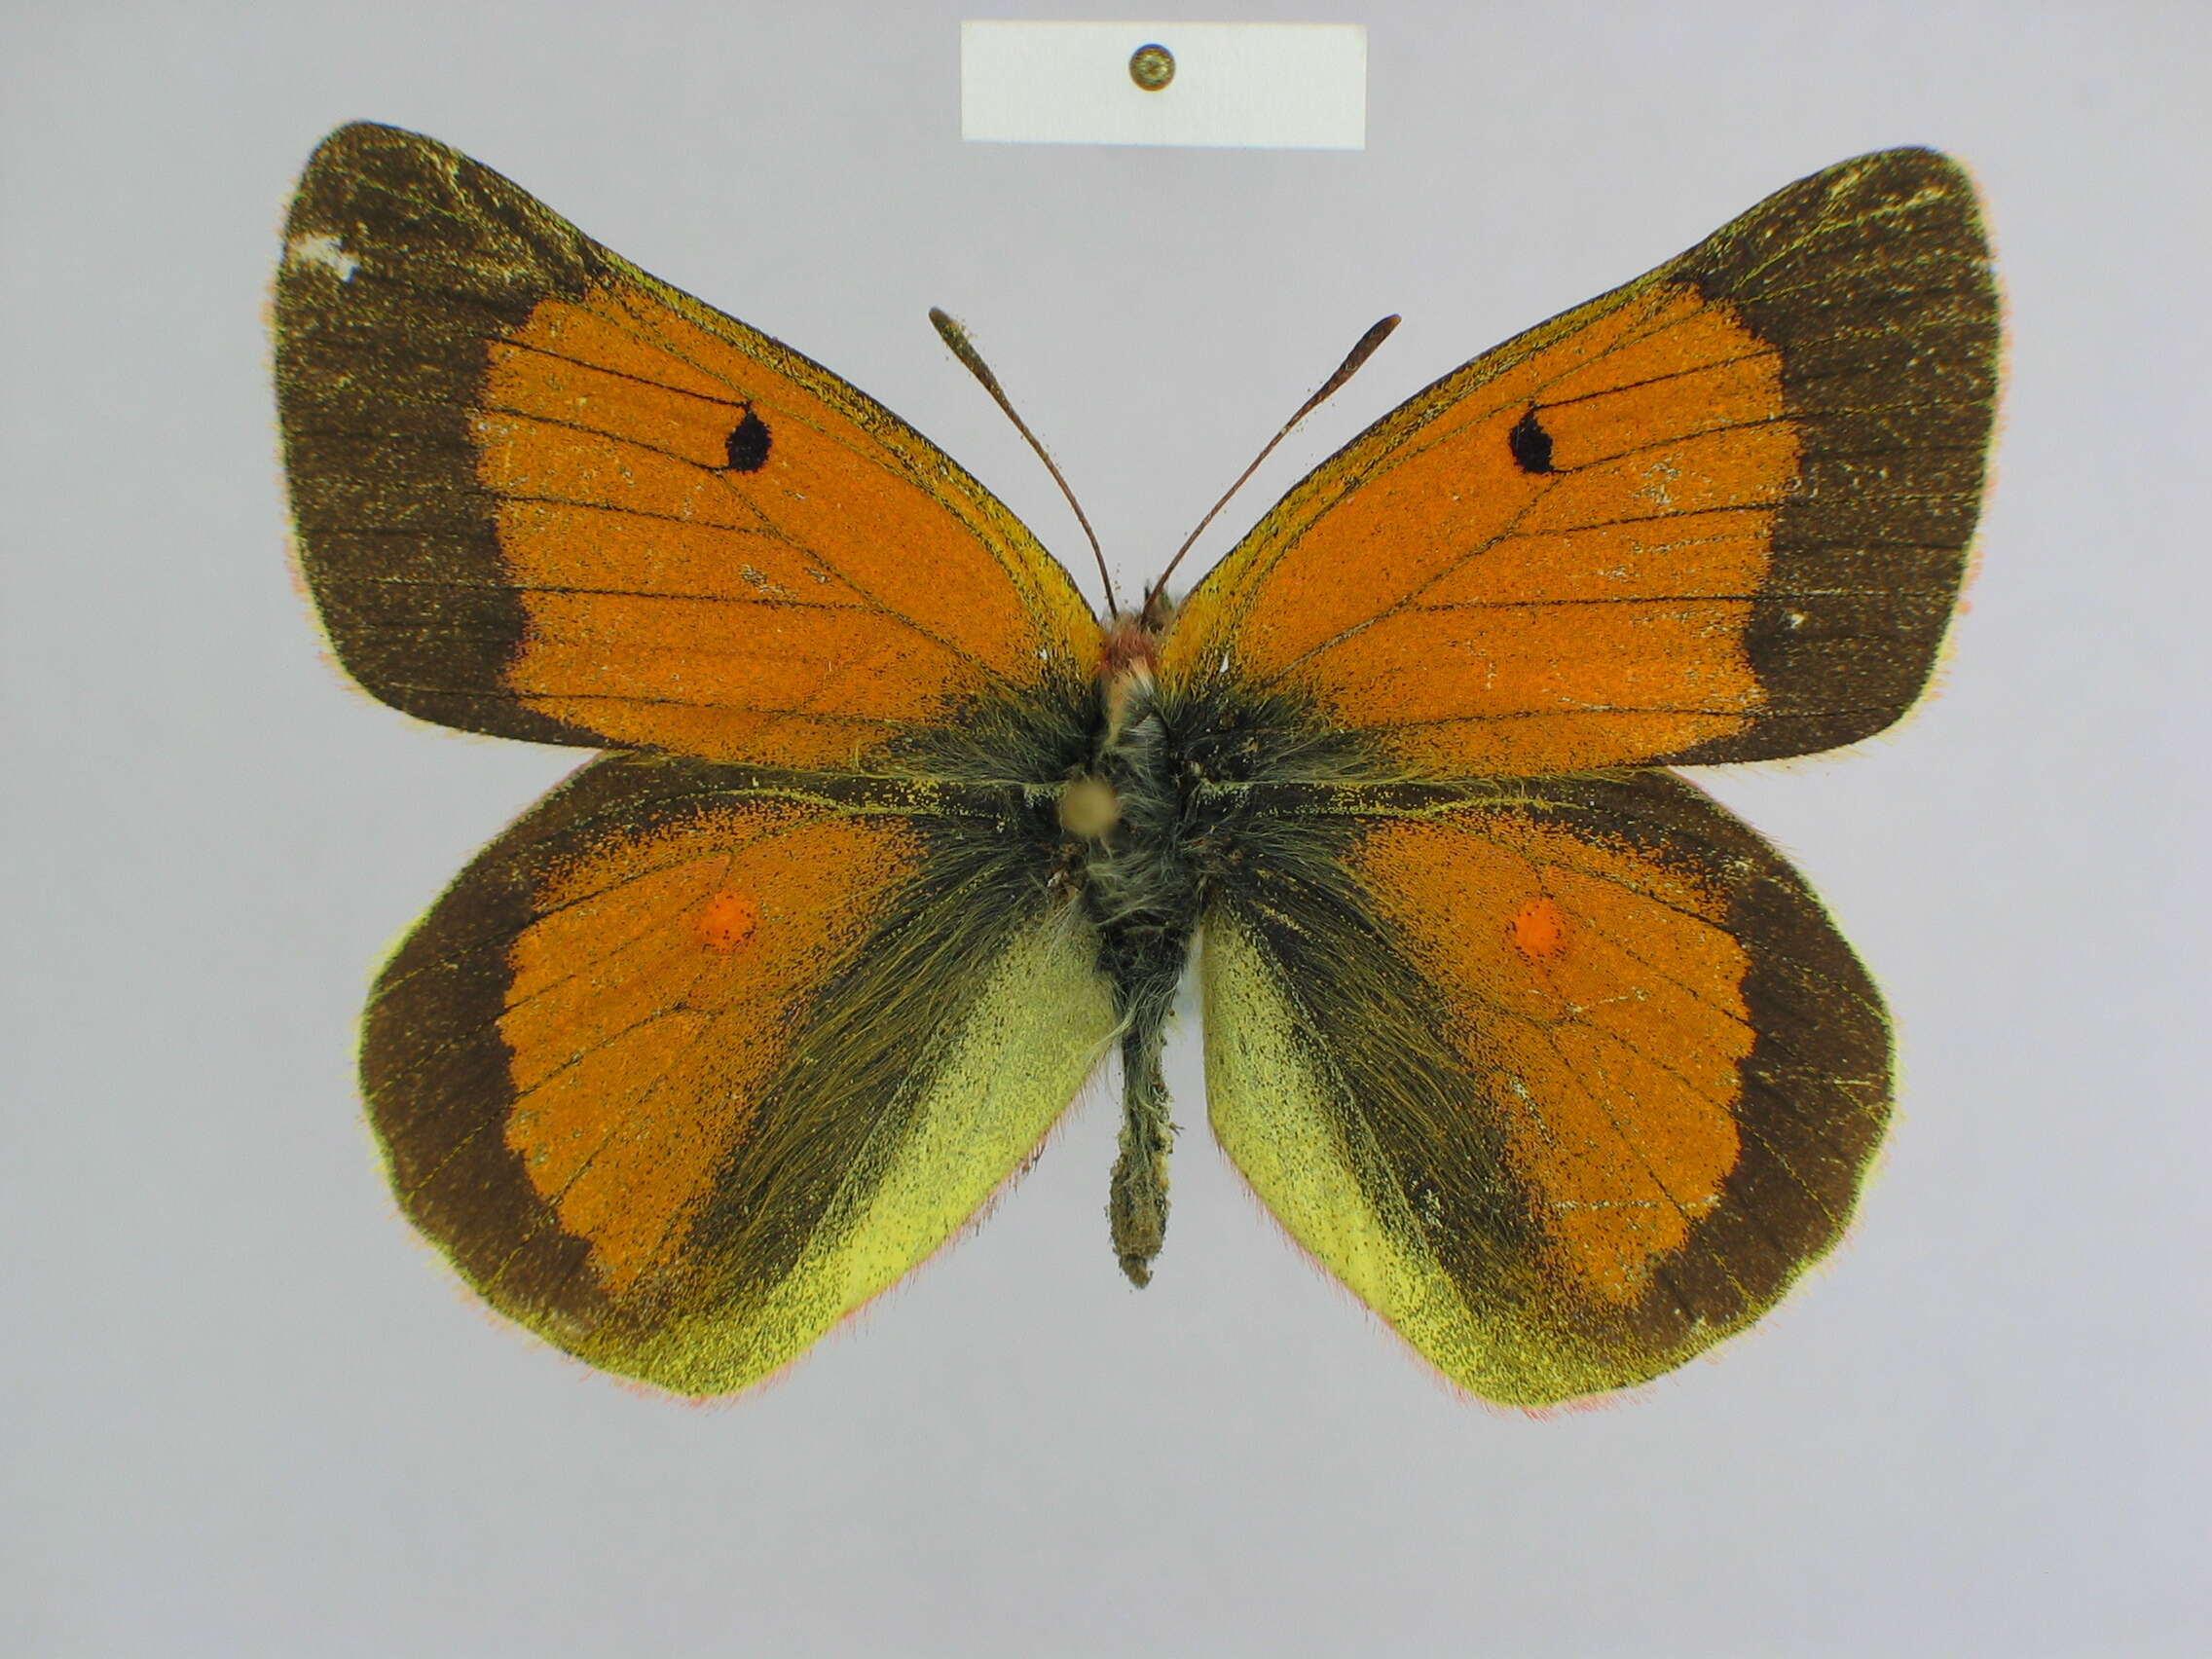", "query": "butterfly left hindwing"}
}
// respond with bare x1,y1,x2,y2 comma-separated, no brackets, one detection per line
367,755,1114,1395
